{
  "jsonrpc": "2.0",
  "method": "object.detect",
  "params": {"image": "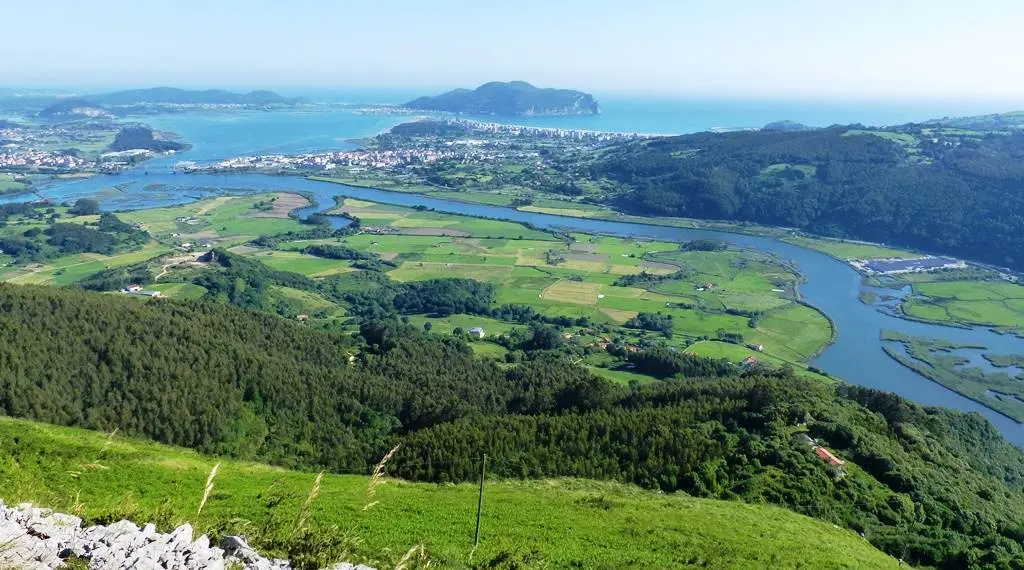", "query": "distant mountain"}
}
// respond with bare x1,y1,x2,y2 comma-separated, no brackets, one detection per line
403,81,600,116
108,126,188,153
37,98,114,120
89,87,301,106
762,120,812,132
